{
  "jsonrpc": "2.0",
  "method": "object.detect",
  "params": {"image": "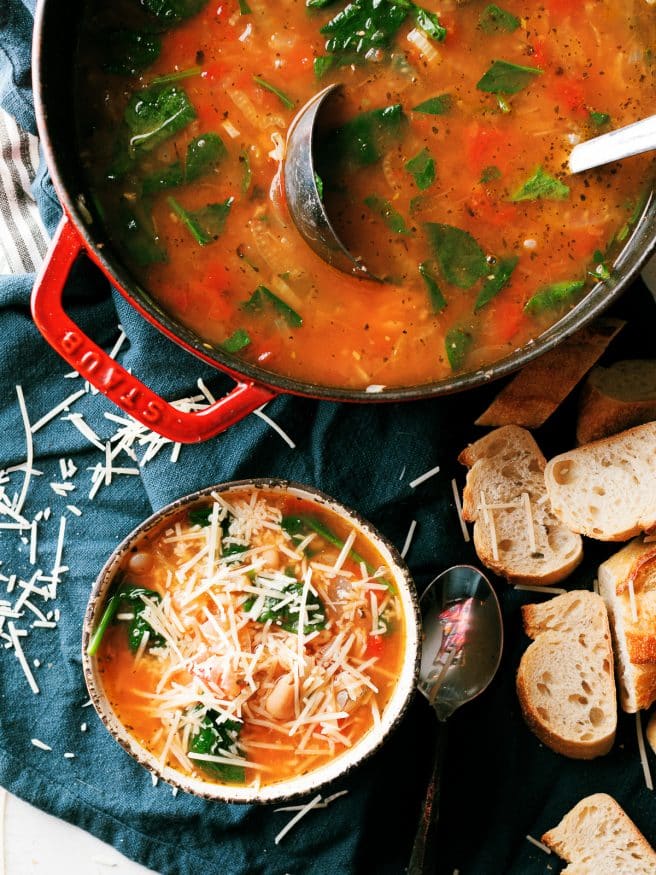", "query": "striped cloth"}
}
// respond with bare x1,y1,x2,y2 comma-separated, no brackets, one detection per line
0,107,48,274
